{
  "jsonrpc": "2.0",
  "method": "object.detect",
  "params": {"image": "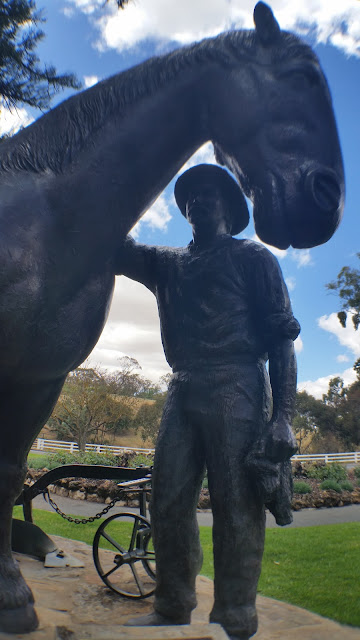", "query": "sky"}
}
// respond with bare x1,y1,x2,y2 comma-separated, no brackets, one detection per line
2,0,360,397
